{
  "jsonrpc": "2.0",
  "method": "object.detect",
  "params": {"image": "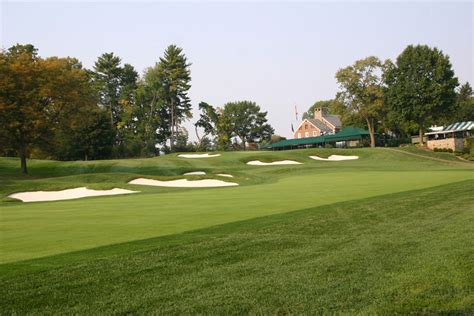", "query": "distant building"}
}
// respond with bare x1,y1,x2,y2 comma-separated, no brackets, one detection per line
264,127,371,150
425,121,474,151
293,108,342,139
